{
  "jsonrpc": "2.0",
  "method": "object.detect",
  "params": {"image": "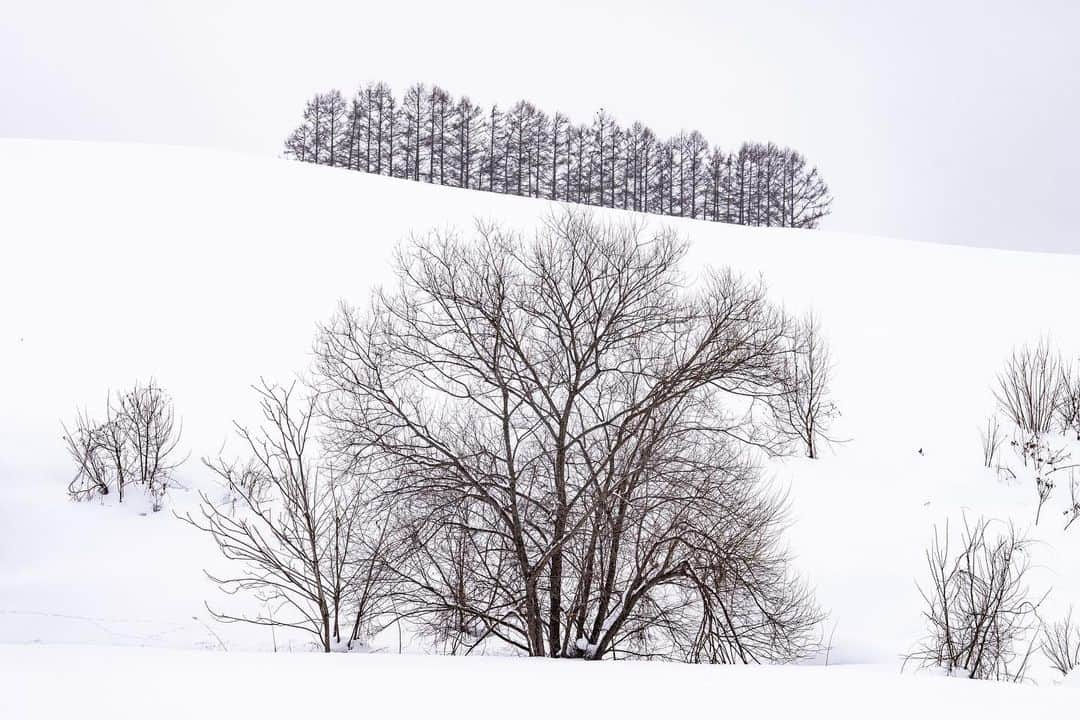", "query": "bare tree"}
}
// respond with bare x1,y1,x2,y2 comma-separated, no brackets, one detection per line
184,381,393,652
1041,609,1080,677
907,516,1041,681
117,381,184,510
314,209,822,661
770,311,839,459
994,340,1062,435
63,380,183,508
